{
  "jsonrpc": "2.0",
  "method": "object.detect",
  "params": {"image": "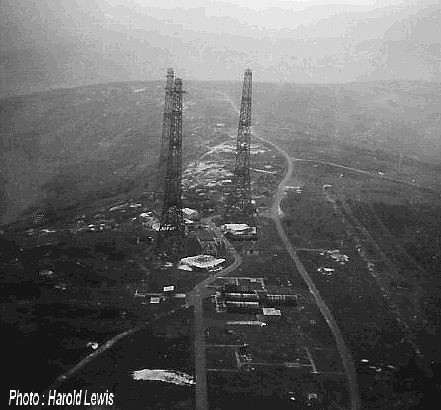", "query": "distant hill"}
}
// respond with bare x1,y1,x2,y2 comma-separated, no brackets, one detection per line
0,80,236,226
1,0,440,97
0,81,165,225
1,79,441,226
253,80,441,162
